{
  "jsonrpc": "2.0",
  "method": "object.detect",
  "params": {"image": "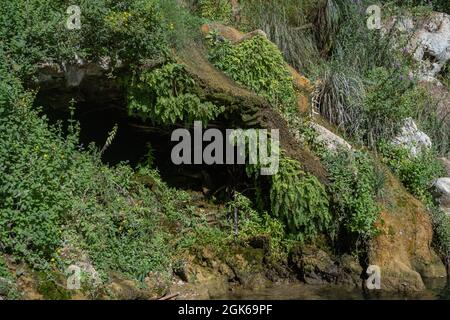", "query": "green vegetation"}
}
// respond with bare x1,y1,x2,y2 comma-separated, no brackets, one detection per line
127,62,224,125
389,0,450,14
0,0,171,79
324,150,382,241
0,0,210,292
207,32,297,114
226,193,289,260
198,0,233,24
379,142,444,201
269,156,331,242
240,0,319,73
0,68,198,281
2,0,450,299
